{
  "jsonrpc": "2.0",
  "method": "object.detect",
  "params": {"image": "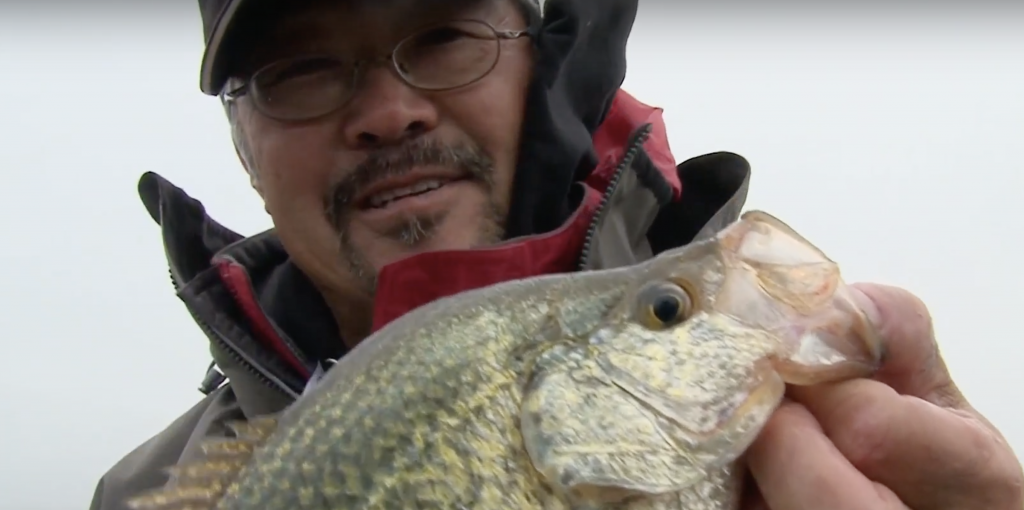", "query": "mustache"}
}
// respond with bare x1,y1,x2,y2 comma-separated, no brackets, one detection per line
326,138,495,225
